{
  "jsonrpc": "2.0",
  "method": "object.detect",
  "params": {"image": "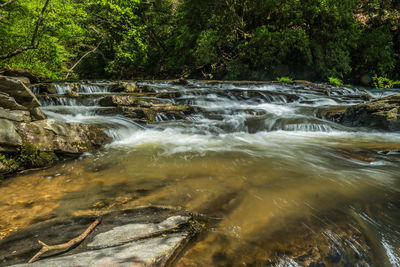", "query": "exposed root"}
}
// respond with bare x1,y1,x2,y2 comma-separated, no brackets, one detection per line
28,218,101,263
